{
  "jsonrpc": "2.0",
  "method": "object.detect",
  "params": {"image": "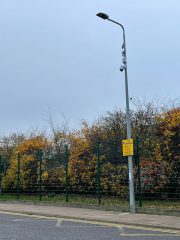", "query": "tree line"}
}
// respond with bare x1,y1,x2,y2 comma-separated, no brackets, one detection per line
0,101,179,199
